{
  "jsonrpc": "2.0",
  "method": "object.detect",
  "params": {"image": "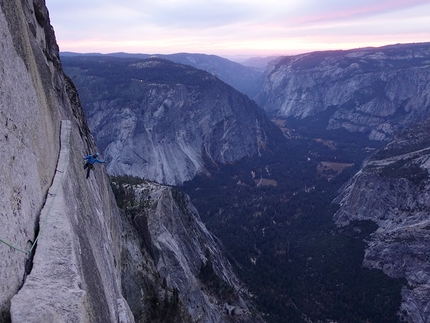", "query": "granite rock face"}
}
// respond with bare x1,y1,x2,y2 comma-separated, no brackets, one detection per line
1,0,61,319
63,56,284,185
256,43,430,140
333,119,430,322
118,181,263,323
0,1,134,321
